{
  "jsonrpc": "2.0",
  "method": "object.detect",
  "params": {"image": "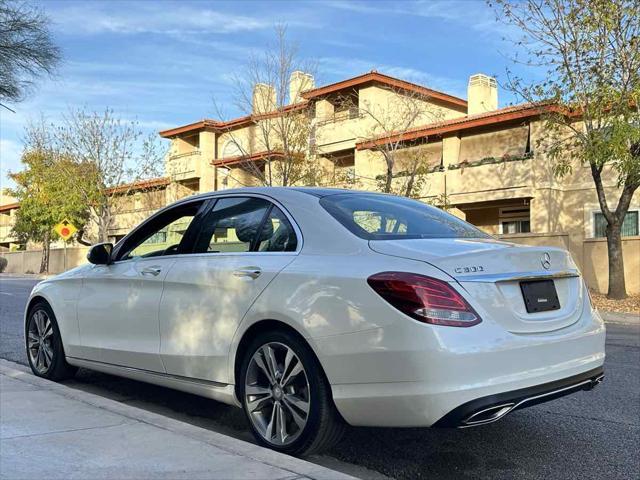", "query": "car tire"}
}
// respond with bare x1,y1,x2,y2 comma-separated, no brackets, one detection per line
239,329,345,456
25,301,77,381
